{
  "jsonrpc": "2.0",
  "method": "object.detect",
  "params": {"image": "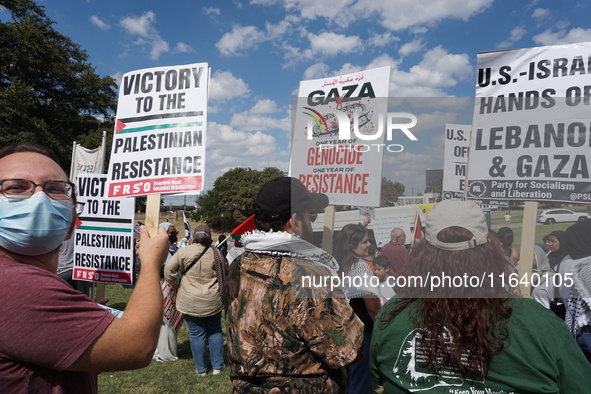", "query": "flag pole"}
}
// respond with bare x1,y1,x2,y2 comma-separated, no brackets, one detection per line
69,141,77,179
